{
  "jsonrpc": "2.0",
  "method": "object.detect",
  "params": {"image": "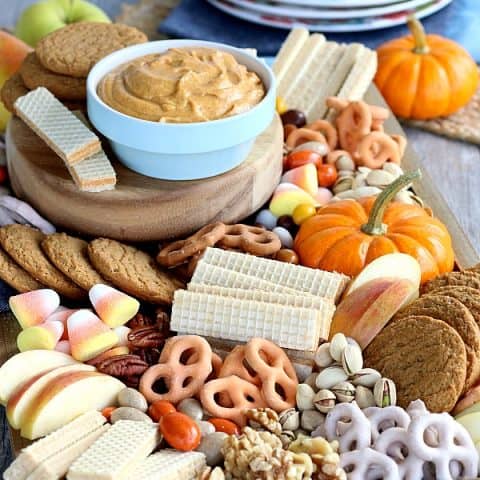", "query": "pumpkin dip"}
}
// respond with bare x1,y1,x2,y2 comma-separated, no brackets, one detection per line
97,47,266,123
